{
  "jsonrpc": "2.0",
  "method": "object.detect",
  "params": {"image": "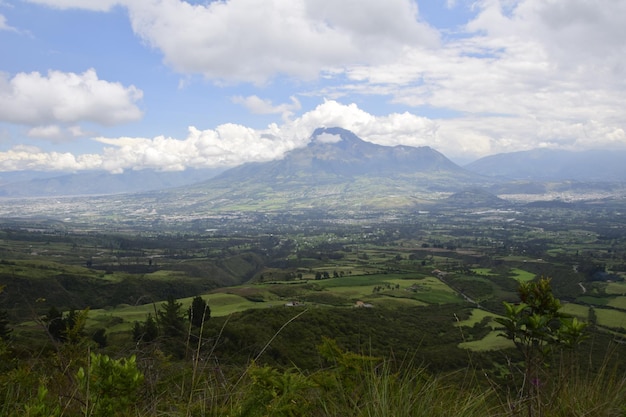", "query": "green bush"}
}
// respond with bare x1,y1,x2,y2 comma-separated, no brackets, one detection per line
76,353,144,417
